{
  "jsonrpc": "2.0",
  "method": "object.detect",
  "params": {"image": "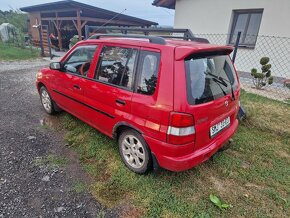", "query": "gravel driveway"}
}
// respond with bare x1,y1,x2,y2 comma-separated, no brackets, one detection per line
0,60,117,218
